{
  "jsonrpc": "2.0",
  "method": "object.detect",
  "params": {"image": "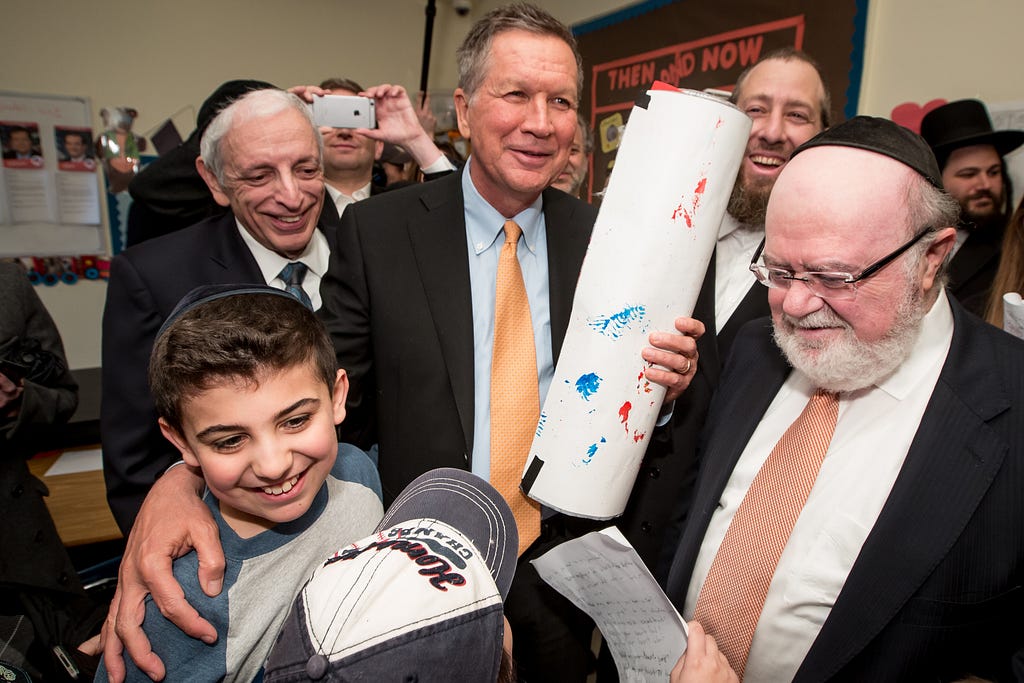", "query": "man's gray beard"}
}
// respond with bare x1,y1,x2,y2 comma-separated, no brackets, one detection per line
726,174,771,225
772,276,928,393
